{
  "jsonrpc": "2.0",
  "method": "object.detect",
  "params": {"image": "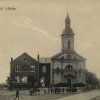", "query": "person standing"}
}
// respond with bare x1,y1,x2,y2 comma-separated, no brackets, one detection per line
14,89,19,100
